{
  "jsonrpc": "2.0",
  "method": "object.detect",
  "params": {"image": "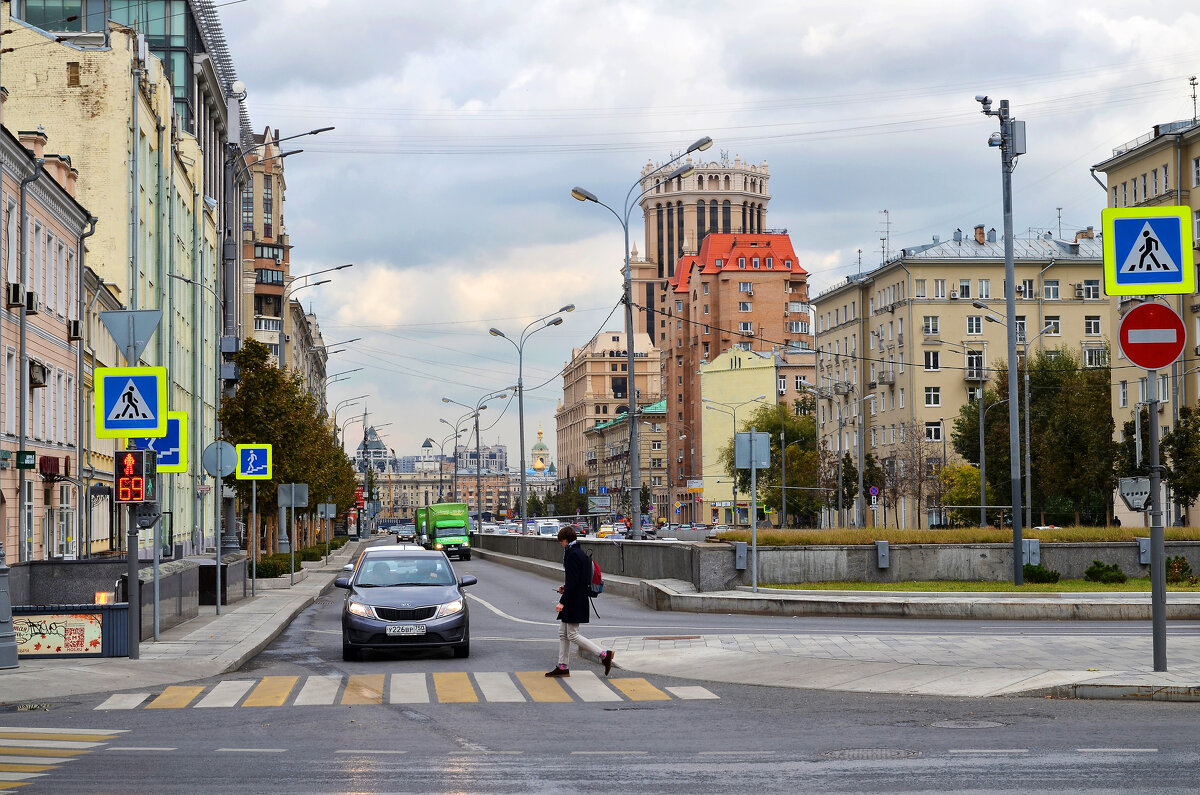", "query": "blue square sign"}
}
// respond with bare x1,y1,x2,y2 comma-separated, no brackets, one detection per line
128,411,187,472
95,367,167,438
1102,206,1195,295
236,444,273,480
